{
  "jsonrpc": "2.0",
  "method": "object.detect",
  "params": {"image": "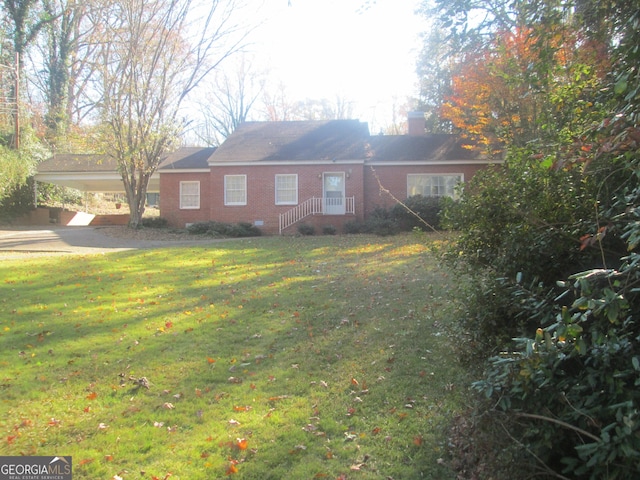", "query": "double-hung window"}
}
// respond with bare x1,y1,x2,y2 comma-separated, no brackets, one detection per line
224,175,247,206
407,174,462,199
275,174,298,205
179,181,200,209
